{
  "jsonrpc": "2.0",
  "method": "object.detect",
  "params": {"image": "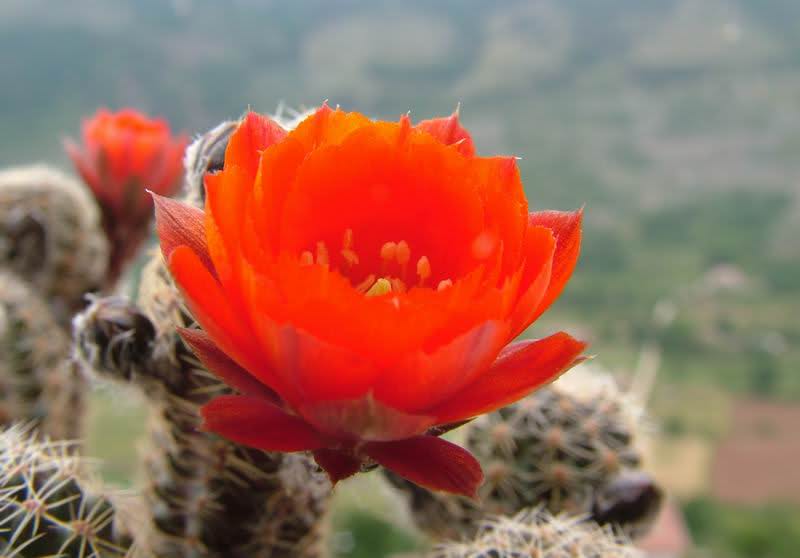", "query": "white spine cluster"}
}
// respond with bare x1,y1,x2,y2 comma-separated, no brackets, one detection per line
0,425,131,557
430,507,642,558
